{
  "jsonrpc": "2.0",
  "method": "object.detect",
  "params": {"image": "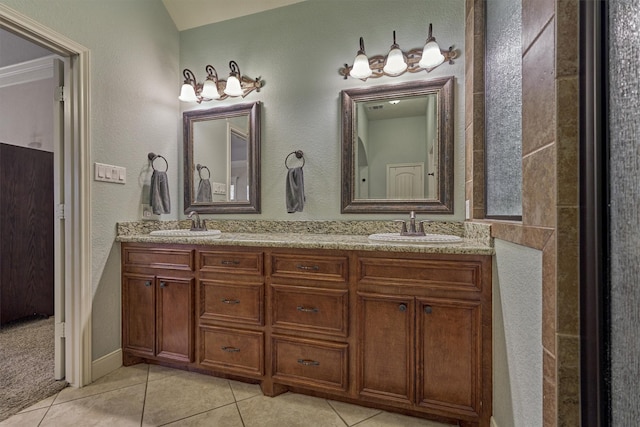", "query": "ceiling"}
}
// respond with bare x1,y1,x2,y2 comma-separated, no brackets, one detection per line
162,0,306,31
